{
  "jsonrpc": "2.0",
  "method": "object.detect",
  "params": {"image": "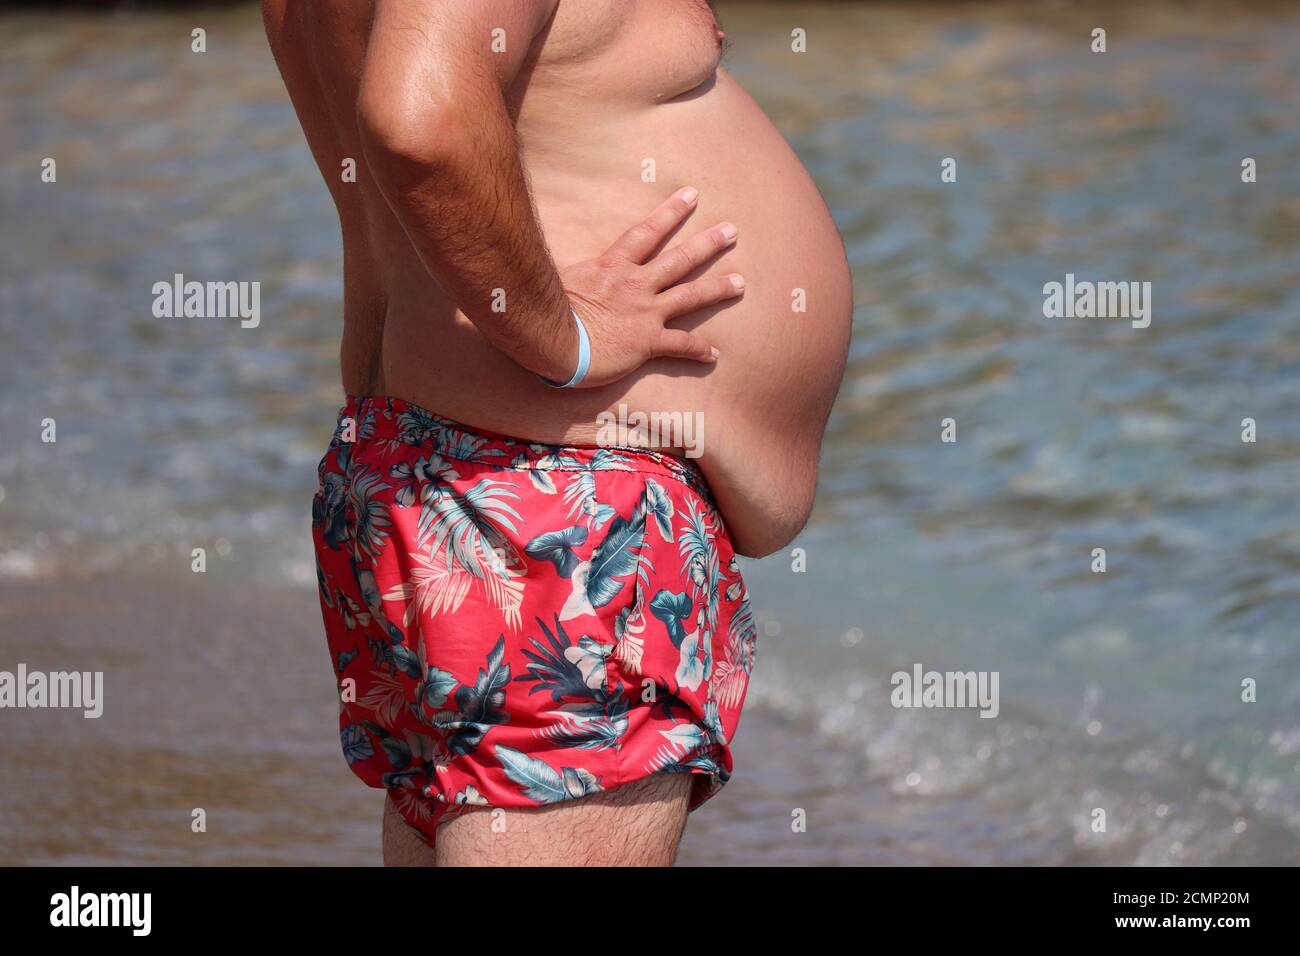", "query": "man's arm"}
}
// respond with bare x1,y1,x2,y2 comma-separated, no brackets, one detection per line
356,0,738,387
